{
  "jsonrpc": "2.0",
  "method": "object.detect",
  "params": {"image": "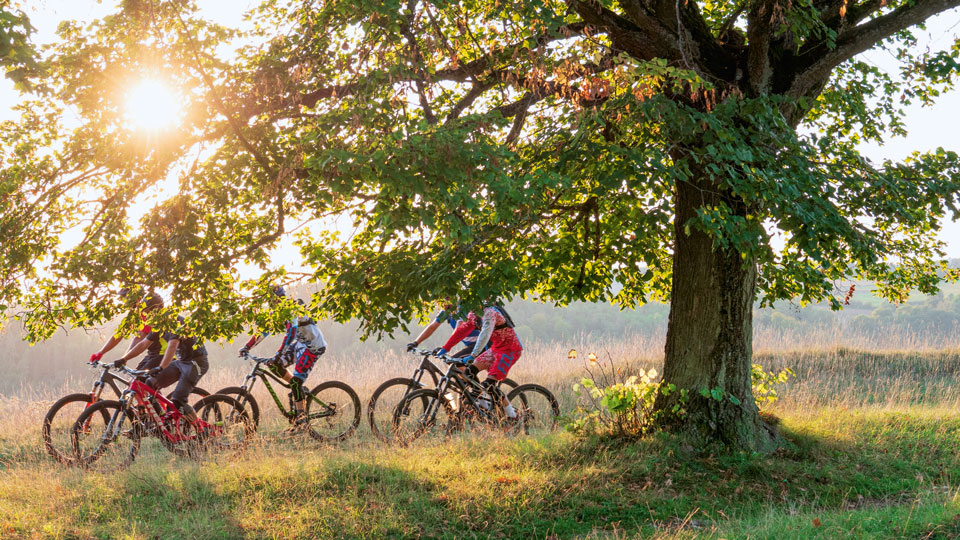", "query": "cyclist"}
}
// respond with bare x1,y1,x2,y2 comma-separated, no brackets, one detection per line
239,286,327,430
436,304,522,418
406,301,480,359
112,316,208,421
88,291,164,369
